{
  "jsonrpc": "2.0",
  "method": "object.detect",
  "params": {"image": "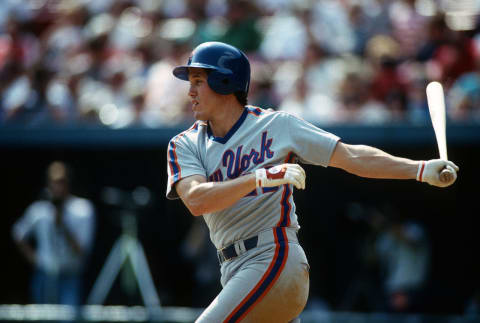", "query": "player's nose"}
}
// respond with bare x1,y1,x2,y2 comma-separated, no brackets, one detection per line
188,84,197,98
